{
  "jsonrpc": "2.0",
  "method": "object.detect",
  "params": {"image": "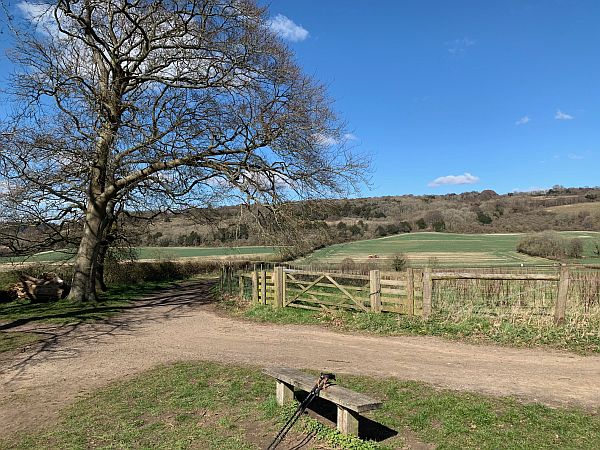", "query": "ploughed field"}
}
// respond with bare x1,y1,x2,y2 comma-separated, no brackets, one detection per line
0,246,277,265
298,231,600,268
